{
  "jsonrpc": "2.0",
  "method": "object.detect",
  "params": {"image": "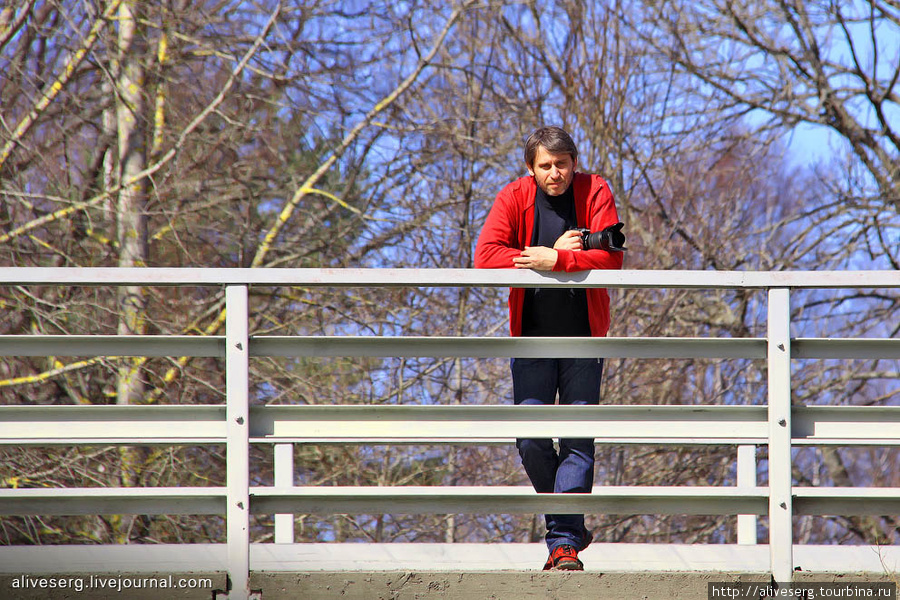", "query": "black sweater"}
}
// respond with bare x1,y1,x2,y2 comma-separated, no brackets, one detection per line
521,184,591,337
